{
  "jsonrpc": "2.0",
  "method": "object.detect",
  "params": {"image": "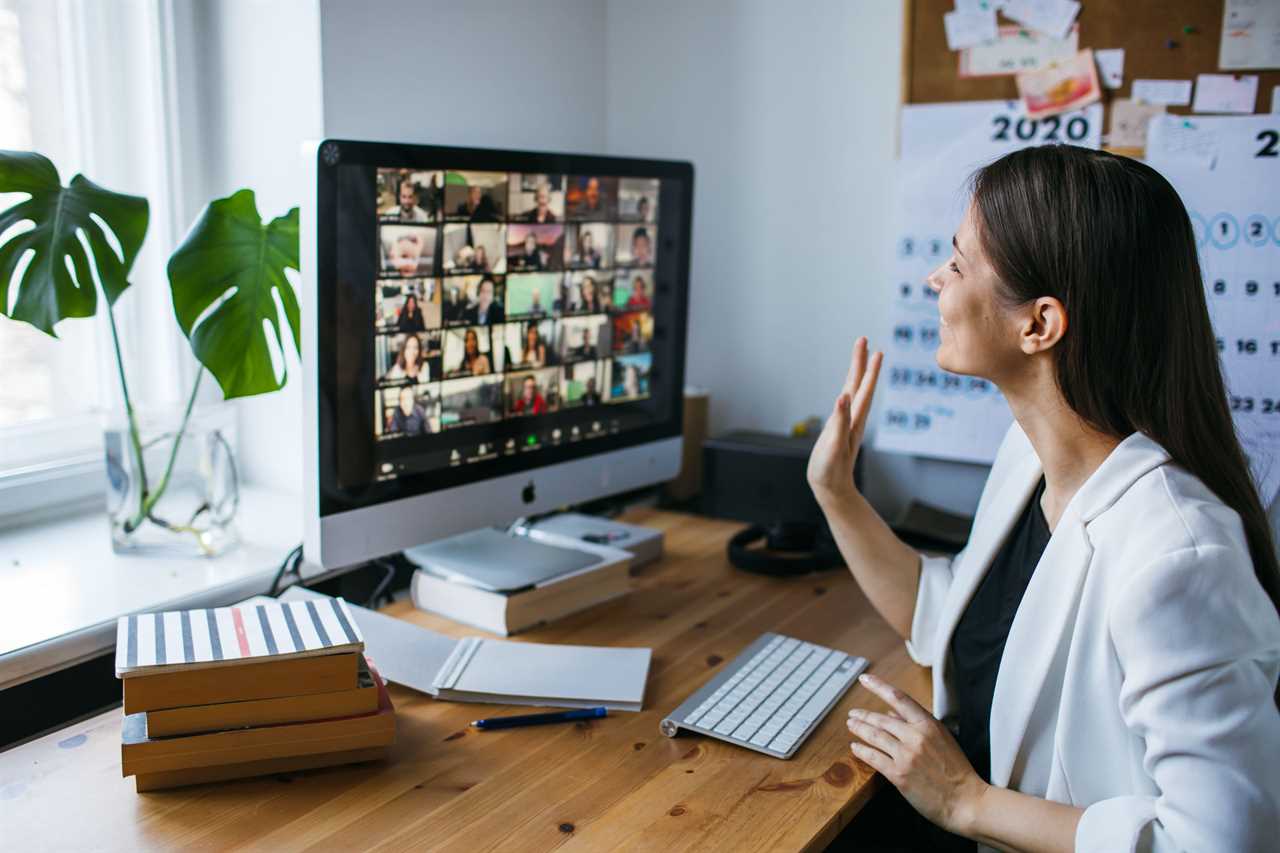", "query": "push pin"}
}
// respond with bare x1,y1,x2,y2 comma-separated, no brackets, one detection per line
1165,38,1179,49
1182,25,1197,35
